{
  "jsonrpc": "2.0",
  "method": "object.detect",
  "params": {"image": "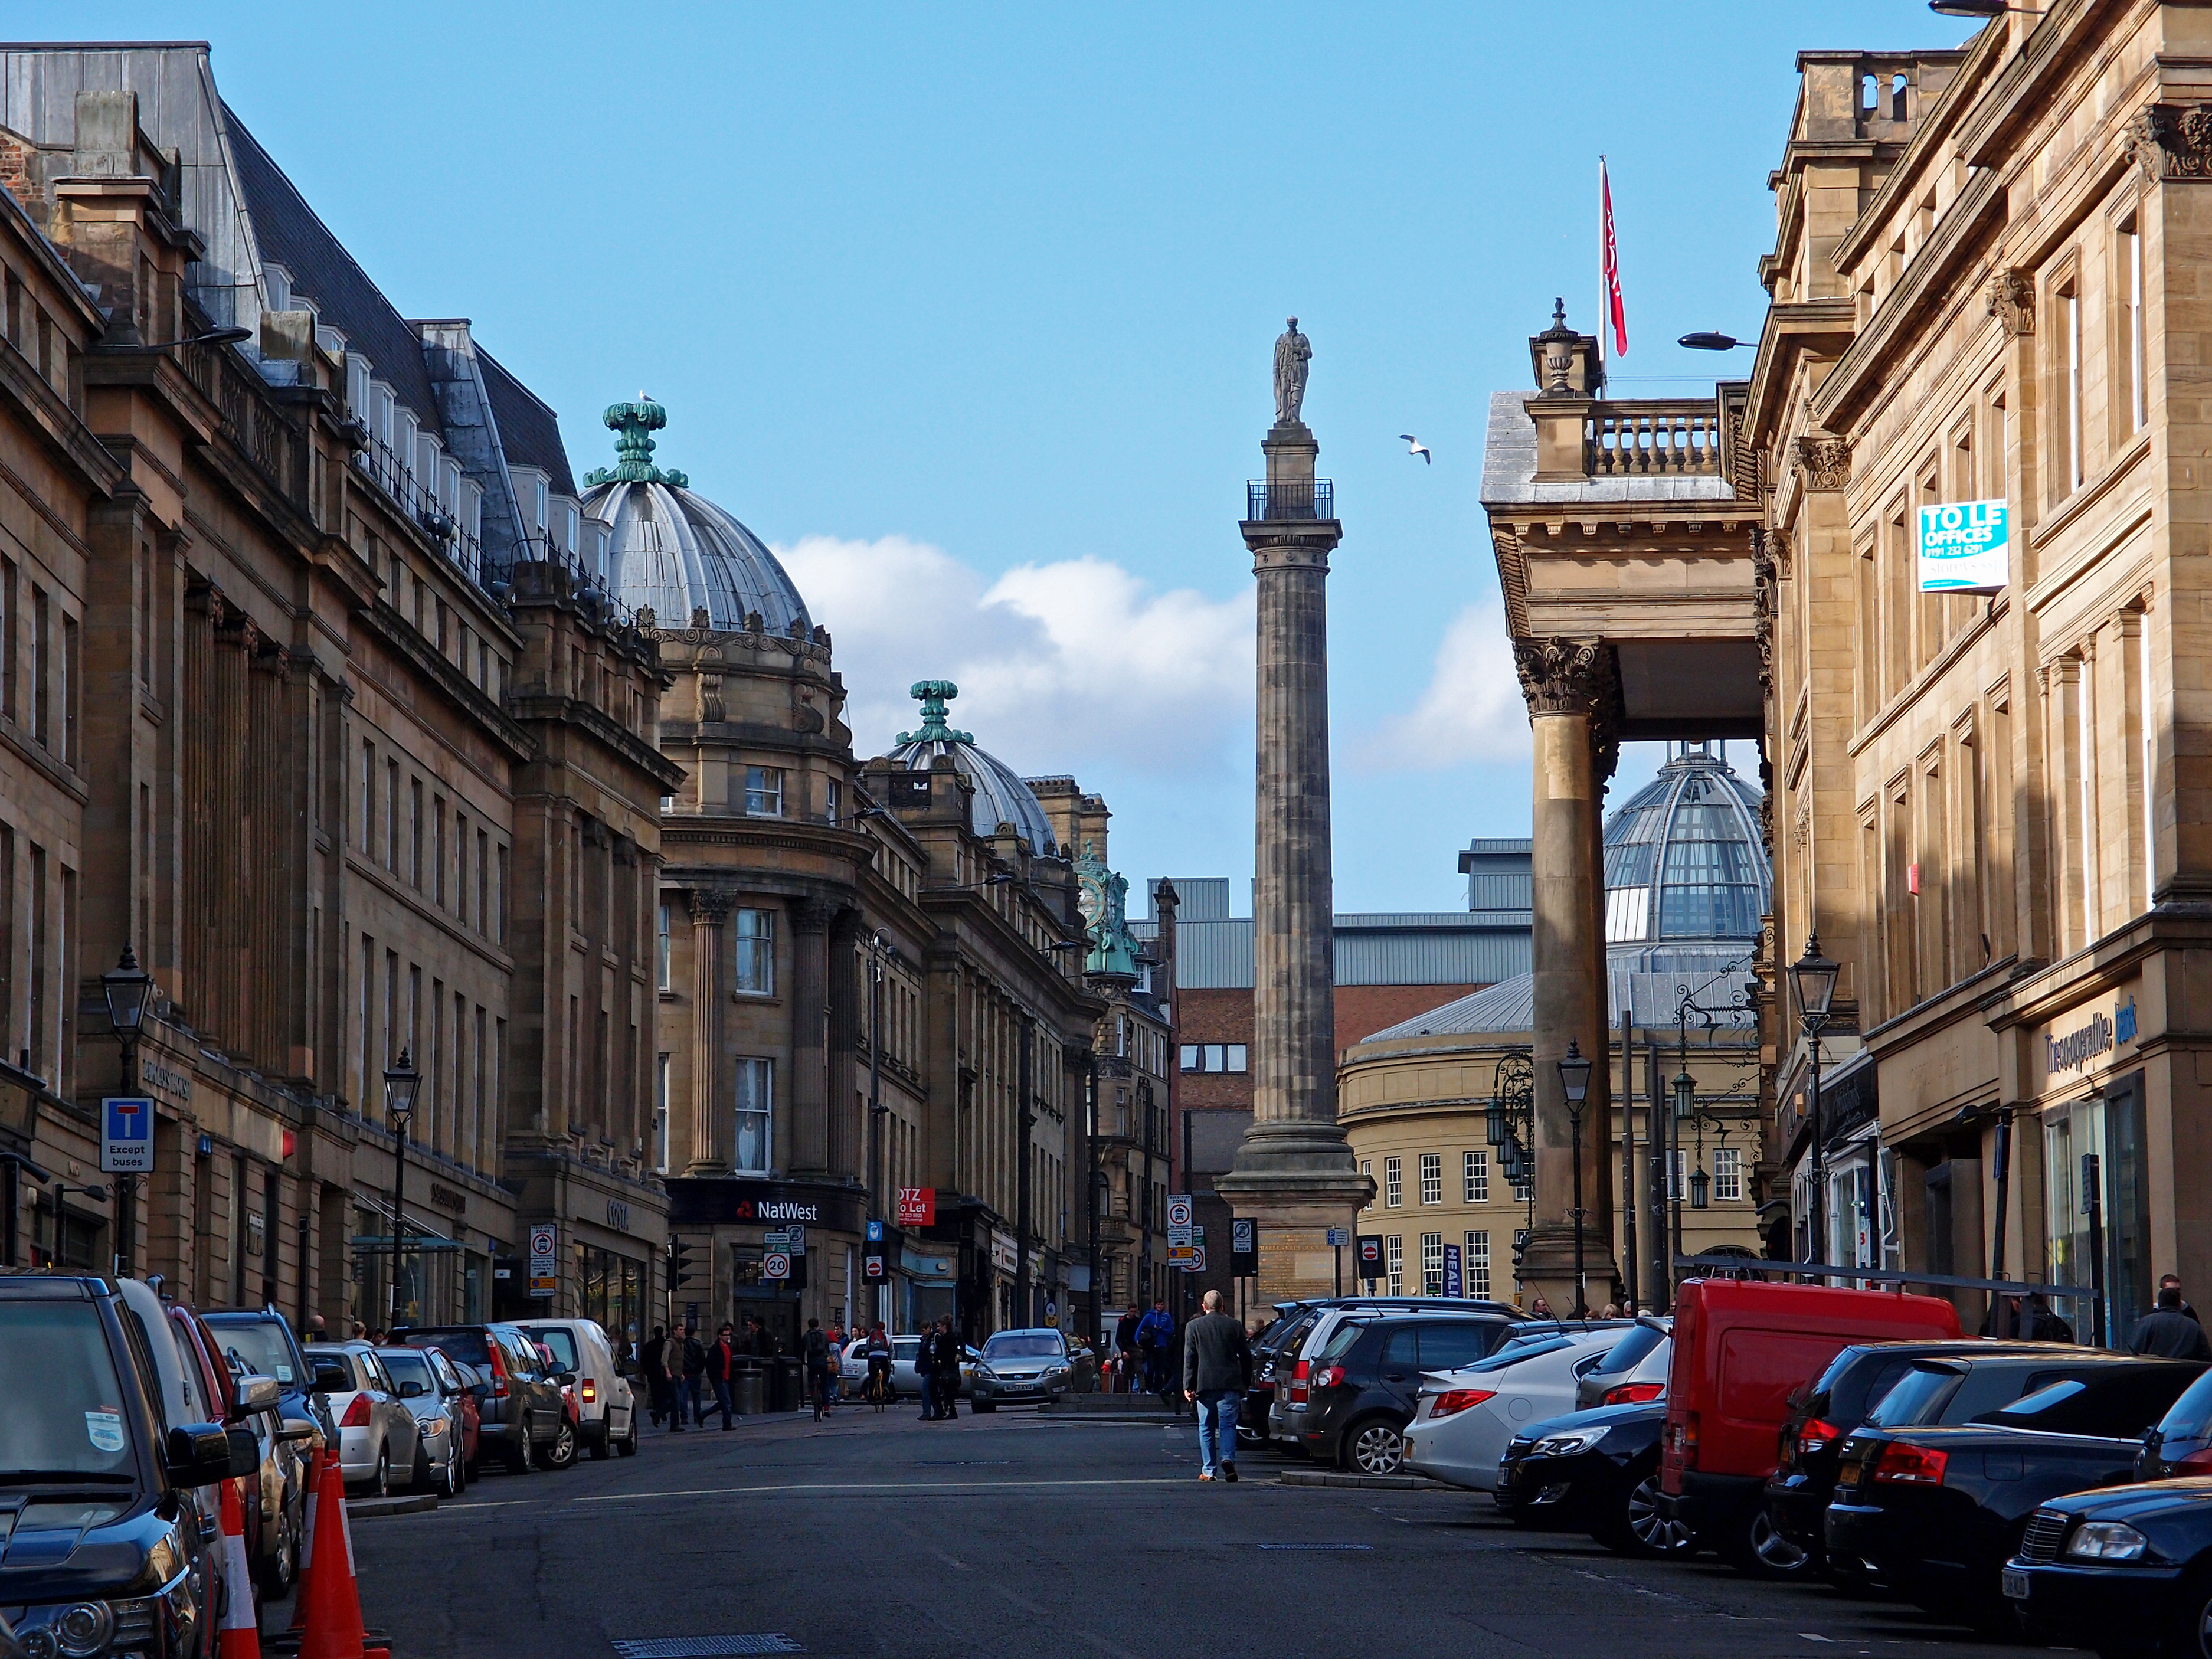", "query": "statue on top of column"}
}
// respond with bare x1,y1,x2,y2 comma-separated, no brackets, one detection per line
1273,316,1311,426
